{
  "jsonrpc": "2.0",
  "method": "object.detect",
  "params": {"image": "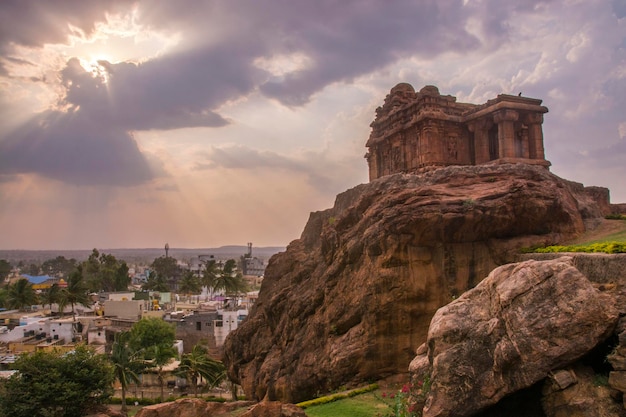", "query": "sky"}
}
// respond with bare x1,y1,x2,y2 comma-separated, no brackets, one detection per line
0,0,625,250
